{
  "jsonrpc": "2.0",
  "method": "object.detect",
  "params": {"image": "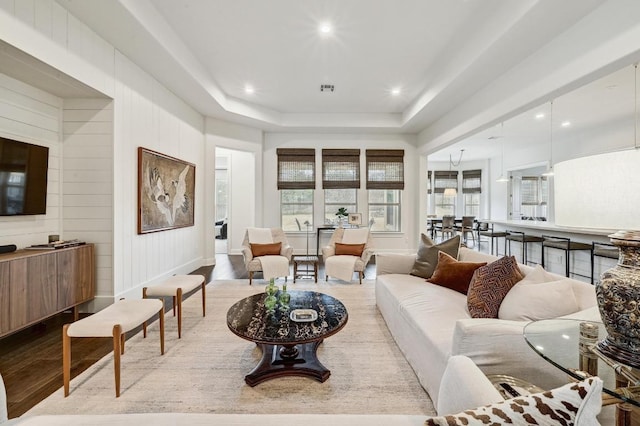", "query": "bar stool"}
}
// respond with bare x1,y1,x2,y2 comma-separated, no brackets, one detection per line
476,222,508,256
506,231,544,265
591,242,619,284
541,235,593,278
